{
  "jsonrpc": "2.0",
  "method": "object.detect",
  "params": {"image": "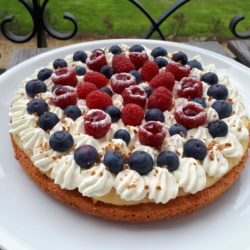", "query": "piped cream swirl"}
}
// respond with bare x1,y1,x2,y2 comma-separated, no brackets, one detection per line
162,134,185,157
187,127,212,144
51,155,81,190
145,167,178,203
214,133,243,158
32,145,61,173
9,114,36,135
114,169,147,201
206,107,219,123
223,115,249,141
19,127,48,150
78,164,114,197
202,146,229,177
174,158,206,194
